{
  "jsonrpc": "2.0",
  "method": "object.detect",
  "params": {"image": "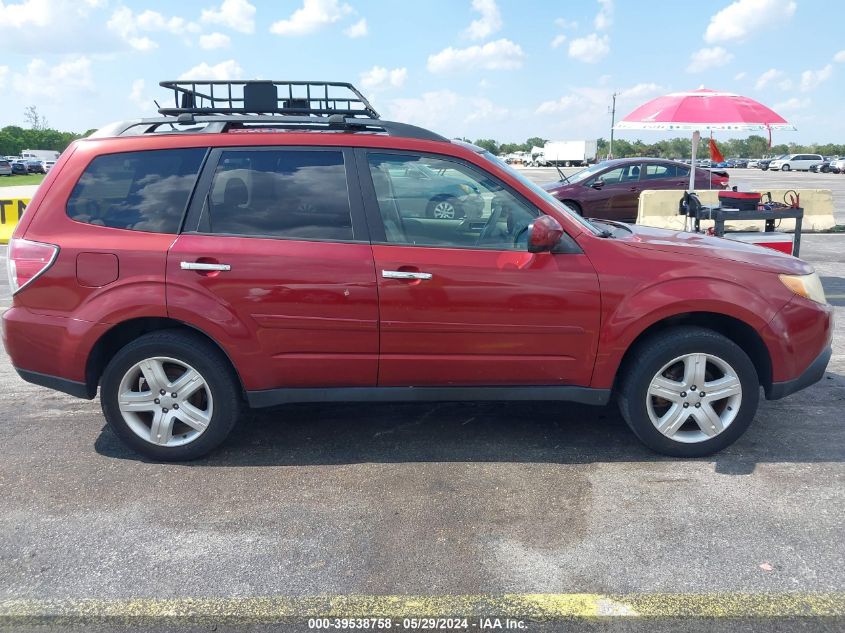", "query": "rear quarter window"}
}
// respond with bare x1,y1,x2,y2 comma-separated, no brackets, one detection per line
67,148,206,233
